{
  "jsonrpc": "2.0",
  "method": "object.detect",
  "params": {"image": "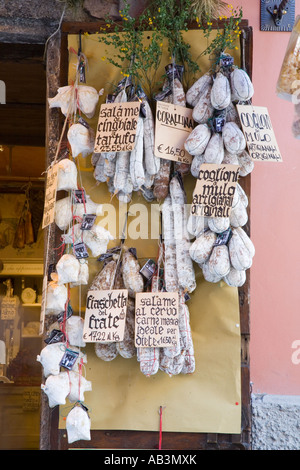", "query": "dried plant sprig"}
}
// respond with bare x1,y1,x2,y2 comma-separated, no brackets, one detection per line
94,0,243,95
96,0,166,97
148,0,200,79
189,0,228,21
200,3,244,62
